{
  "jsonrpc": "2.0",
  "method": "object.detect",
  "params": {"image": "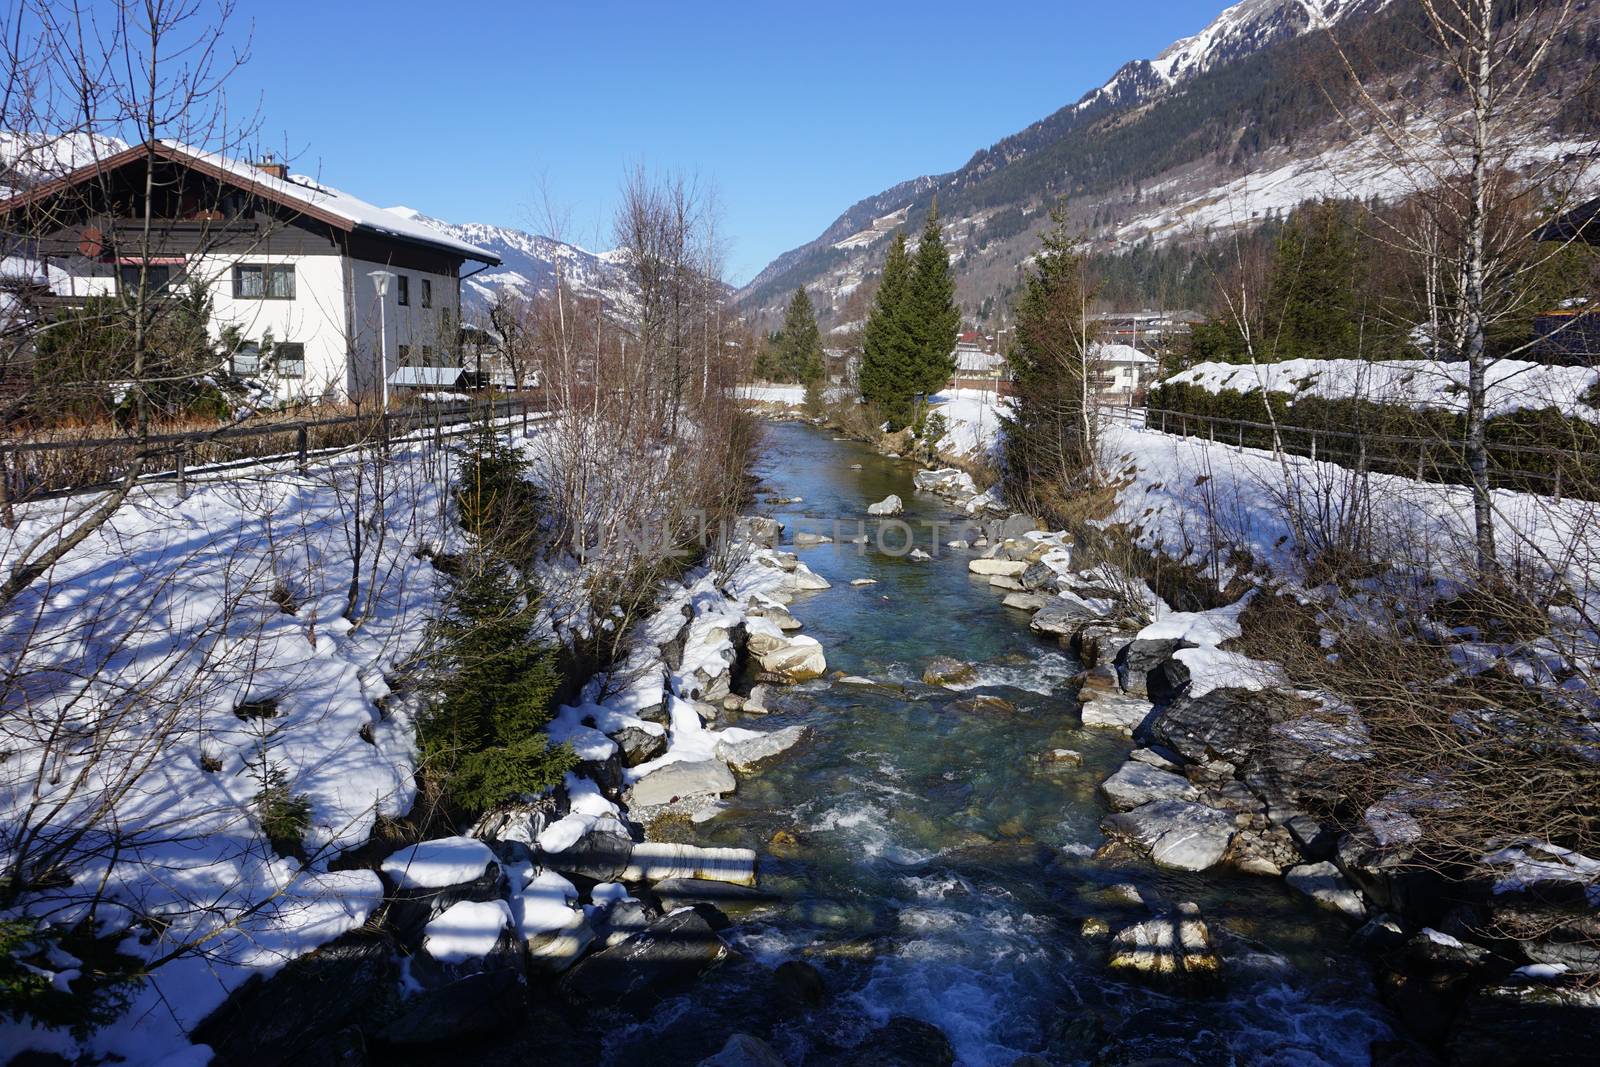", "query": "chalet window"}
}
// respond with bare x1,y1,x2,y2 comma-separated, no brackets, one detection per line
397,275,409,306
421,279,432,308
118,264,175,297
421,345,435,365
233,264,294,299
397,344,412,367
274,342,305,379
230,342,260,377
